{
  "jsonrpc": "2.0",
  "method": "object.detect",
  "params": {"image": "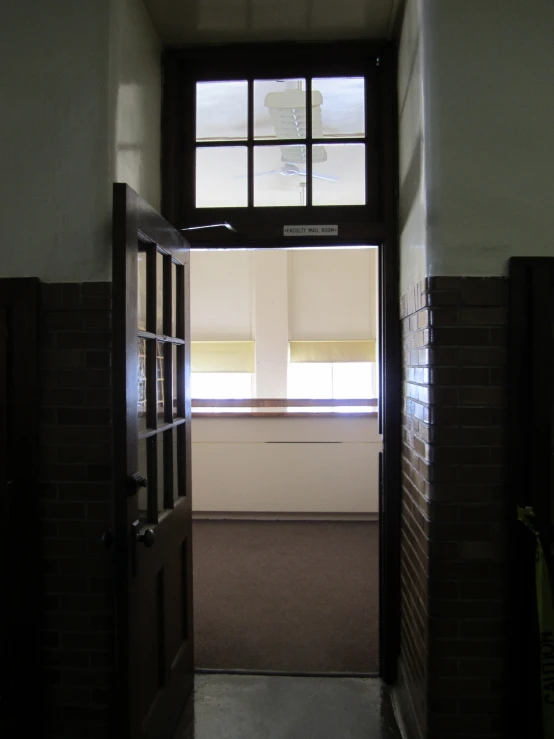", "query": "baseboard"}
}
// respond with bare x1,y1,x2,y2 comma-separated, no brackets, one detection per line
192,511,379,522
195,667,379,679
391,660,423,739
